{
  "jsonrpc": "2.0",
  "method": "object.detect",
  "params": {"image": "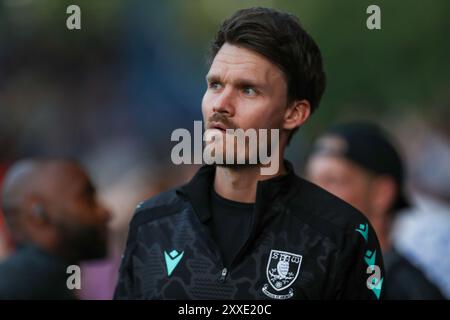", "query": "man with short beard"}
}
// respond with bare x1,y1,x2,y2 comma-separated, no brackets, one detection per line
115,7,385,300
0,158,110,299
